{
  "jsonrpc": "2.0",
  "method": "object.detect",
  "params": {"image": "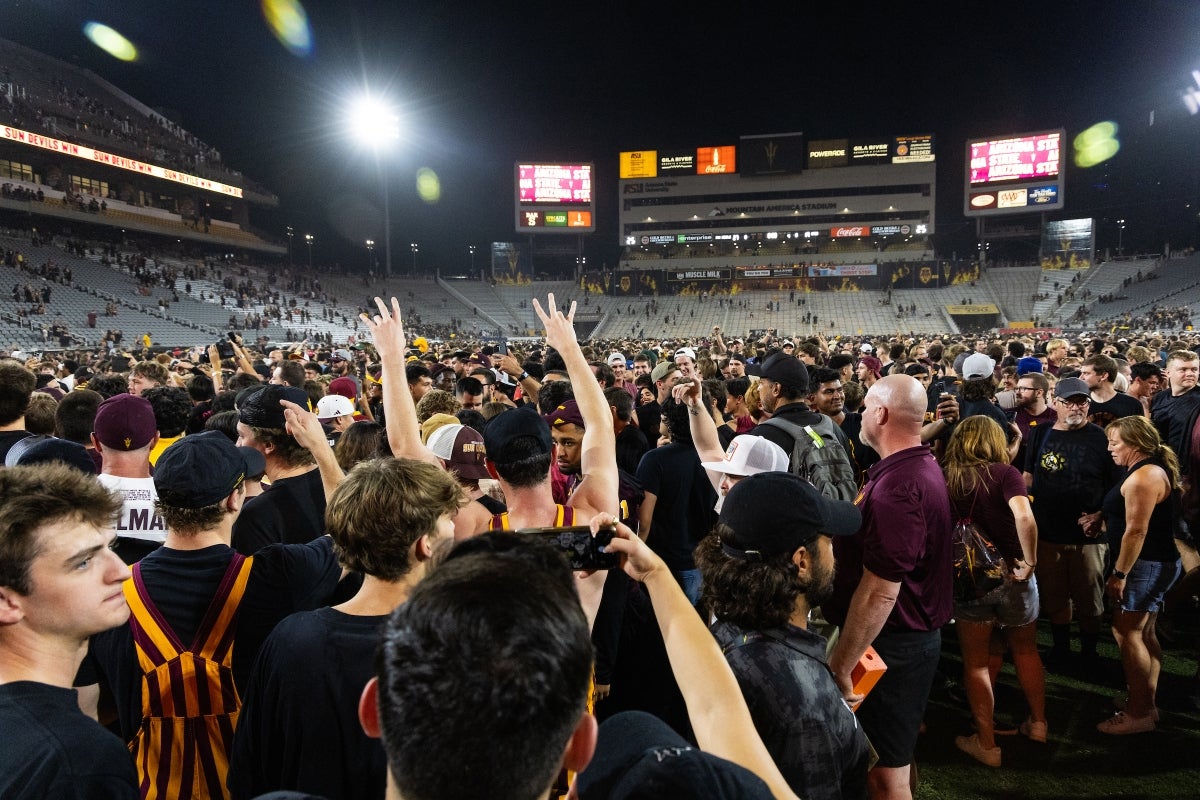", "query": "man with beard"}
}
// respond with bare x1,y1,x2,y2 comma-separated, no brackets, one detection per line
695,472,870,800
1024,377,1119,670
1008,371,1057,468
